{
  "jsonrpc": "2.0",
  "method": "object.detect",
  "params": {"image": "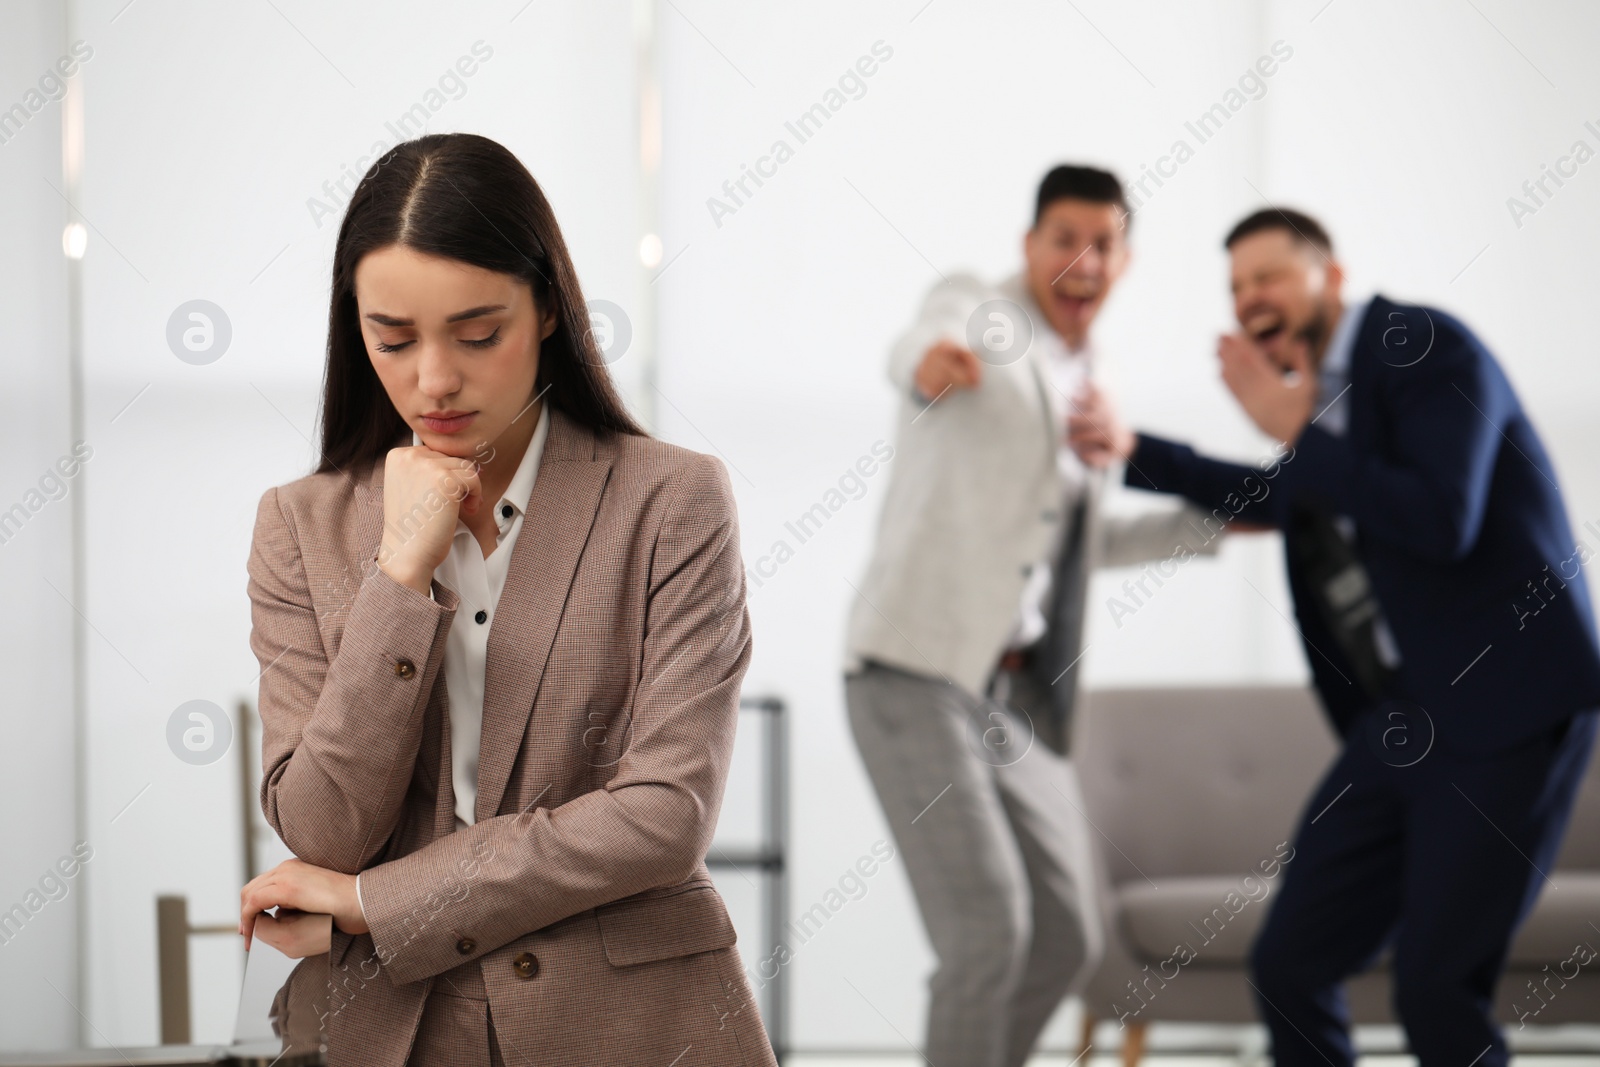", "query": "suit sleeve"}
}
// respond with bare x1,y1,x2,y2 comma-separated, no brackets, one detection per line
887,274,989,394
1123,432,1286,529
1271,334,1507,563
1126,328,1507,565
1095,501,1227,568
354,453,754,986
247,485,459,875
